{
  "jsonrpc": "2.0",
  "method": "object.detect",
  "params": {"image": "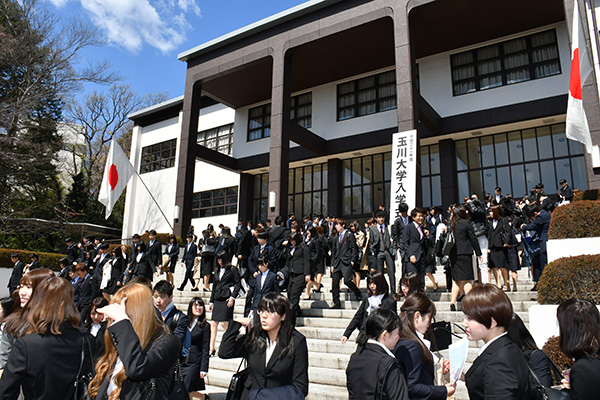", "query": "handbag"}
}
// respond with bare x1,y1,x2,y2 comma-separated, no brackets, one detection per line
248,384,303,400
143,360,189,400
441,230,454,256
74,335,94,400
226,358,248,400
526,361,572,400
